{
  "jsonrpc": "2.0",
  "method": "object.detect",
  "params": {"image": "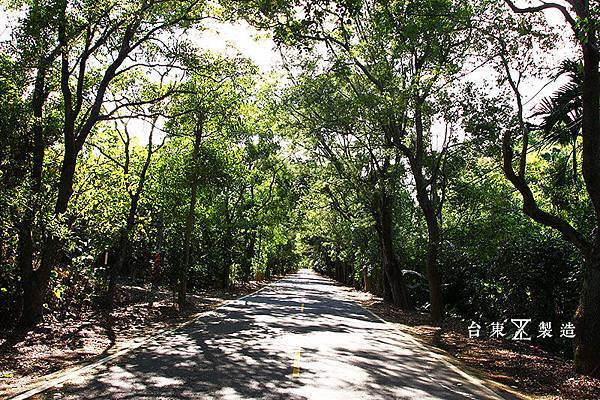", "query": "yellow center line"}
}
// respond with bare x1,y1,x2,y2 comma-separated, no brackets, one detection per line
292,350,301,378
291,301,304,378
